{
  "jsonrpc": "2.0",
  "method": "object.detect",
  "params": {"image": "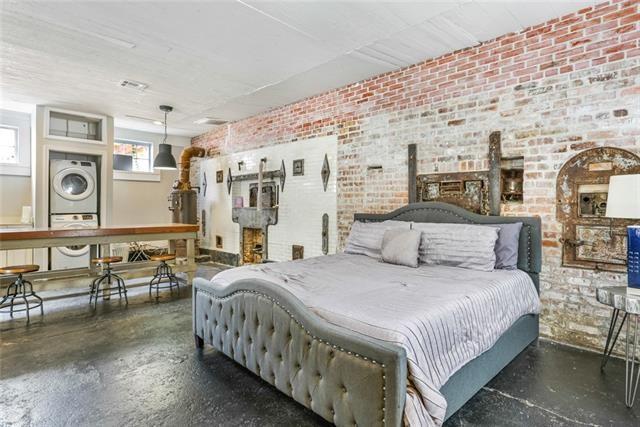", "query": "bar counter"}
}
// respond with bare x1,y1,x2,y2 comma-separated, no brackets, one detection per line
0,223,200,288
